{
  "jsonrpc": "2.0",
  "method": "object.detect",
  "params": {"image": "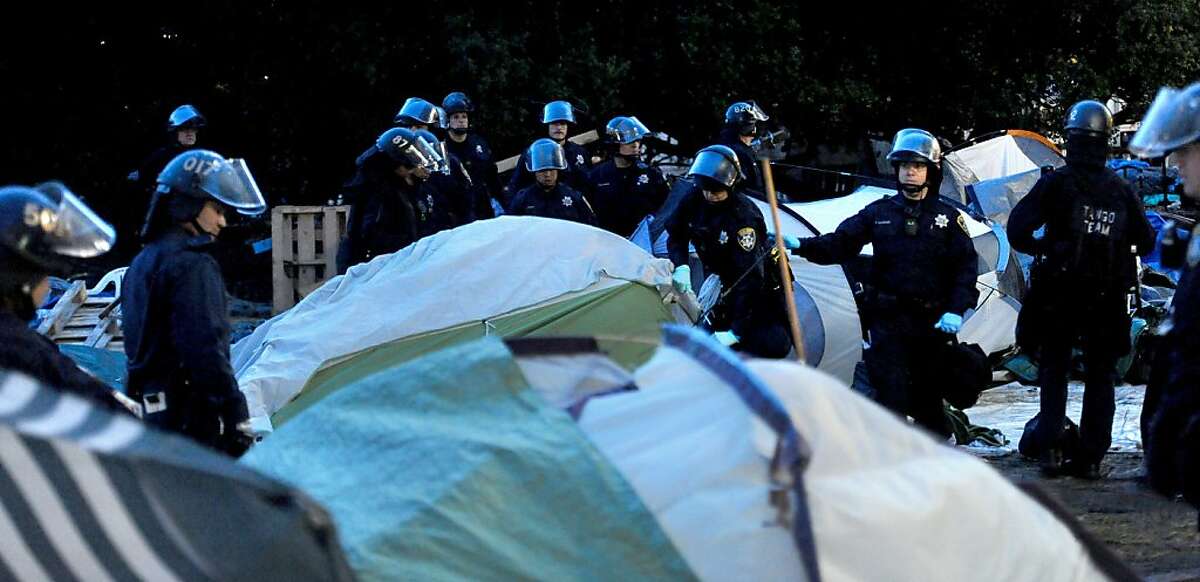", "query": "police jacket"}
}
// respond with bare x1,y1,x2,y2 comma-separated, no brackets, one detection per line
797,193,979,317
445,133,500,219
123,229,247,425
1008,164,1154,295
342,168,418,266
508,182,597,226
666,190,788,336
428,154,476,225
0,311,122,411
505,140,592,208
719,127,764,193
587,160,669,238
